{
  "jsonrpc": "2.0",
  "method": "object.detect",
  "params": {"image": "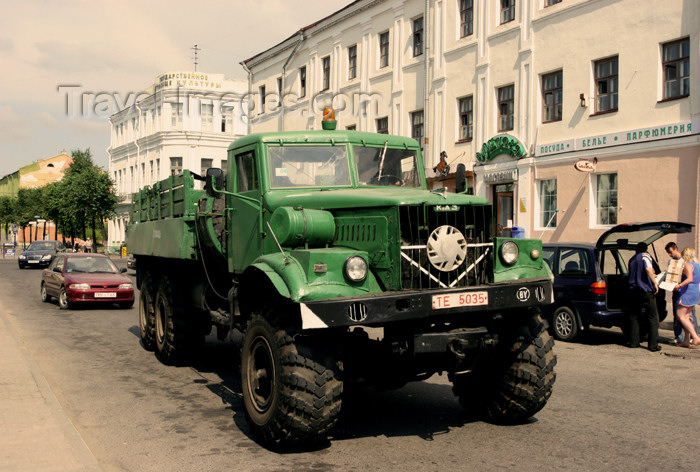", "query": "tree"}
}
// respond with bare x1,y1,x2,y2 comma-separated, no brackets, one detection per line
0,196,17,243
